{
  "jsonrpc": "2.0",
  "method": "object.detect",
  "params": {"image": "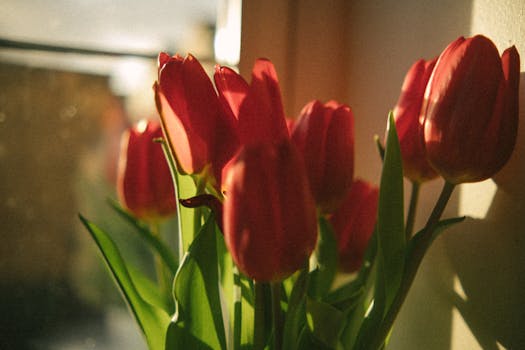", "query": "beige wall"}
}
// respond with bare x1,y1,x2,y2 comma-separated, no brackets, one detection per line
241,0,524,349
240,0,349,118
